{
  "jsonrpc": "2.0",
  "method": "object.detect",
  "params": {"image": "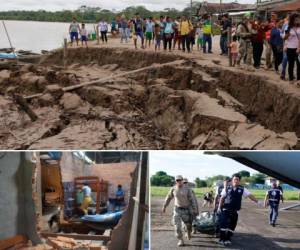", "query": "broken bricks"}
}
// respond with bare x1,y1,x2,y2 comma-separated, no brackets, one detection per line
46,236,104,250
